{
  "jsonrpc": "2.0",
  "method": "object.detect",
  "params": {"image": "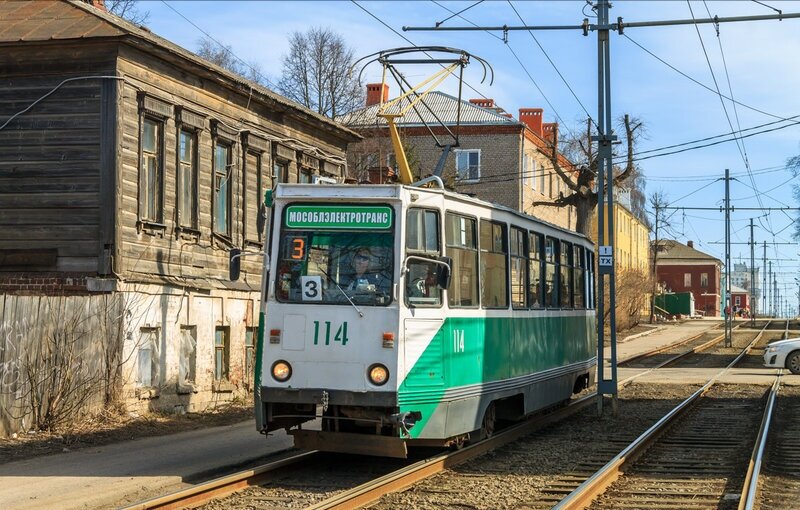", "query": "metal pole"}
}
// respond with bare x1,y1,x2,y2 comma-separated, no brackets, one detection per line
750,218,755,324
768,261,773,317
725,169,731,347
595,0,618,415
763,242,768,317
